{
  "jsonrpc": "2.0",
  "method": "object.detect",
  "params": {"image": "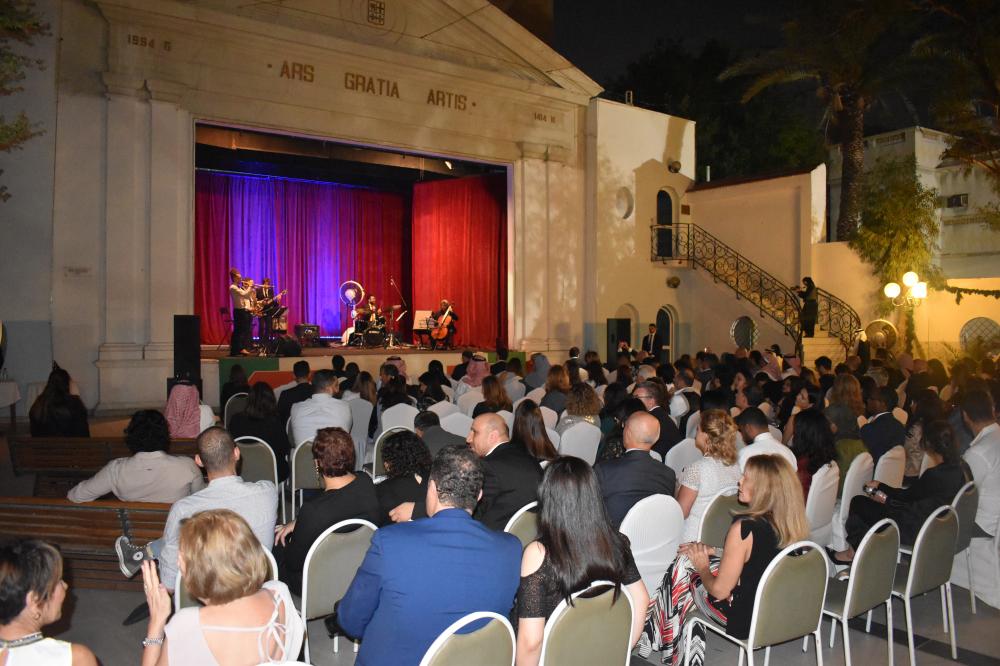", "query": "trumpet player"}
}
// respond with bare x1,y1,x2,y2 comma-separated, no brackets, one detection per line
229,268,255,356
